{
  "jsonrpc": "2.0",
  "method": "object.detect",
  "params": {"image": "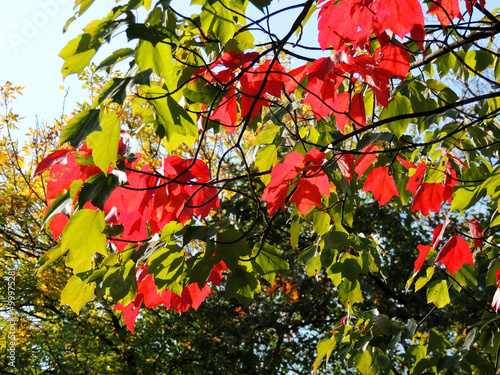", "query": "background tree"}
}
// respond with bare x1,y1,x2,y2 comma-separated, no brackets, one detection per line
3,0,500,373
